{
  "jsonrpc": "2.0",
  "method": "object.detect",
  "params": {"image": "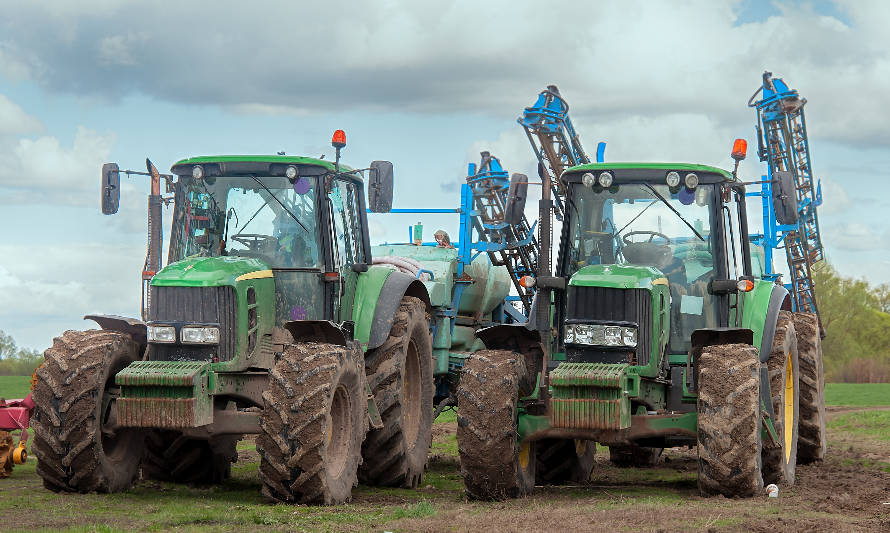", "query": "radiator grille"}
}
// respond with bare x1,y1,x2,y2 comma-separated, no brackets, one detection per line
148,286,237,361
565,286,652,366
